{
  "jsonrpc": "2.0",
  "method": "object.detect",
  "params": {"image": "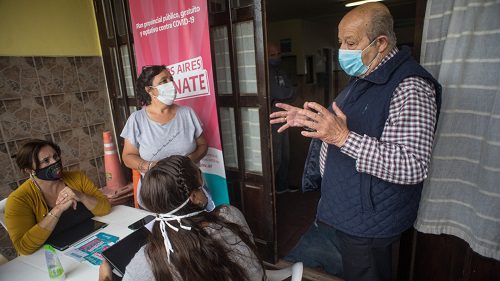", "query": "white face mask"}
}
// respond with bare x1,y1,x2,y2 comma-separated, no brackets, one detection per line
201,184,216,212
153,82,176,105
